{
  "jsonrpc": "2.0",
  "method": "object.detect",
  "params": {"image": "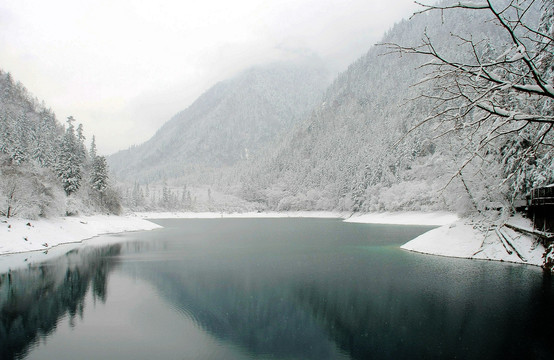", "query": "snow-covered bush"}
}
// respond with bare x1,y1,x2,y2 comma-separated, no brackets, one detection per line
64,195,87,216
0,156,65,219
